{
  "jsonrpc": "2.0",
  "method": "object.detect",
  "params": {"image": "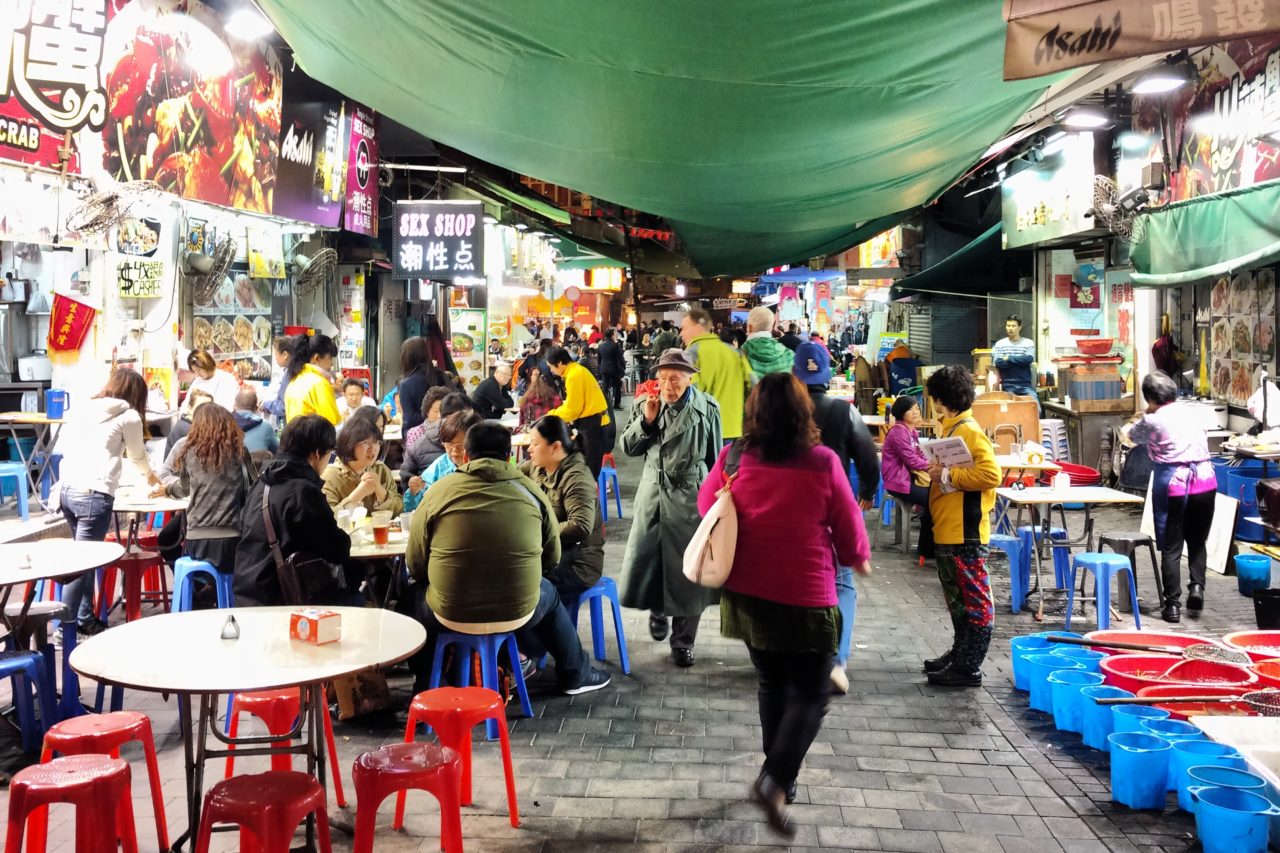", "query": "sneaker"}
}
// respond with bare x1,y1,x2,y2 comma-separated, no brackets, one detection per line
77,617,107,637
563,667,611,695
519,655,540,681
829,664,849,694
